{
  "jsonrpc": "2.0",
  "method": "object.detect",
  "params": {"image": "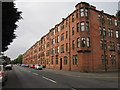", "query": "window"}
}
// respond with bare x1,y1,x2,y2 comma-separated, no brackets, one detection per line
99,27,102,36
51,38,55,45
58,26,60,32
61,44,64,53
101,55,108,64
51,56,54,64
61,33,64,41
77,37,80,48
110,18,112,25
66,43,68,52
55,27,58,33
51,30,54,36
115,20,117,26
61,22,64,29
108,18,112,25
103,28,106,36
72,14,74,22
72,27,74,35
47,34,50,40
111,30,114,38
51,48,54,54
85,9,88,16
66,31,68,39
117,43,120,51
100,40,107,50
98,15,101,20
86,22,89,32
73,55,78,65
46,59,49,65
80,22,85,31
116,30,119,39
56,36,59,43
86,37,90,48
111,55,116,65
76,23,79,32
64,56,68,65
100,40,103,49
55,46,59,54
72,40,75,50
66,19,68,27
76,9,78,18
109,41,115,51
56,56,58,64
102,16,105,23
81,37,86,47
80,8,84,16
108,28,111,37
104,40,107,50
